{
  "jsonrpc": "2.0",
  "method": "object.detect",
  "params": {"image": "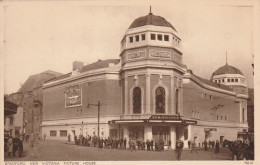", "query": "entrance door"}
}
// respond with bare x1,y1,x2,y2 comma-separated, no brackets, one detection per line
128,126,144,140
152,126,170,145
109,129,118,139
